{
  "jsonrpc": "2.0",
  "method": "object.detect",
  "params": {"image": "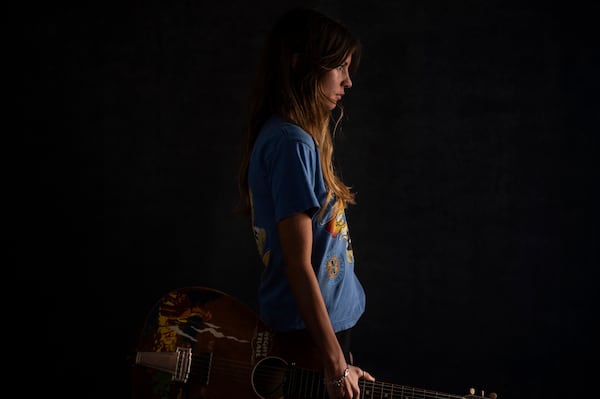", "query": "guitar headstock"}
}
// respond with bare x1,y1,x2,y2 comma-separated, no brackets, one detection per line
465,387,498,399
